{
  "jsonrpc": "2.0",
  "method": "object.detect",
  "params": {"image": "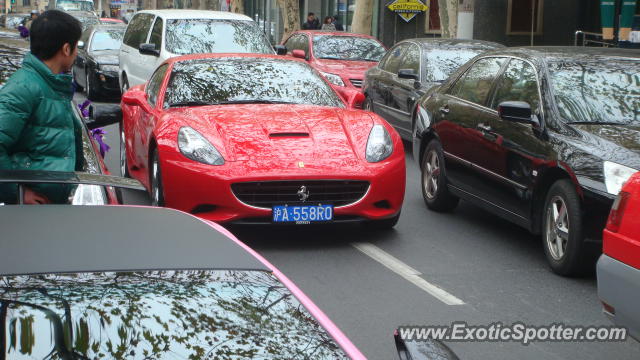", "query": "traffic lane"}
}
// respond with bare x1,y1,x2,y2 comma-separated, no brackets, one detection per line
236,146,640,359
96,111,639,359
